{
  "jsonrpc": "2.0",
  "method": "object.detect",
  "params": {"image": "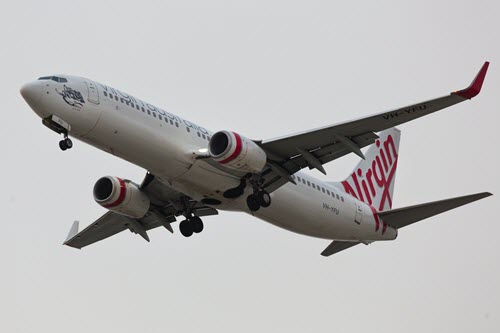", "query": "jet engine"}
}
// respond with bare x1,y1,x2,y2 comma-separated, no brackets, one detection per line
93,176,150,218
209,131,267,173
